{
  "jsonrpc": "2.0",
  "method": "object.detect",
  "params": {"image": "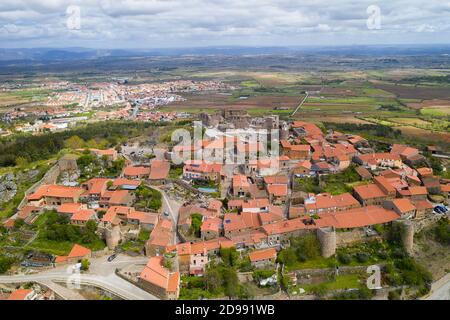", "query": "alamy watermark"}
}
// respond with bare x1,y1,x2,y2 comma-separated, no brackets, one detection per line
366,265,382,290
366,5,381,30
66,5,81,30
